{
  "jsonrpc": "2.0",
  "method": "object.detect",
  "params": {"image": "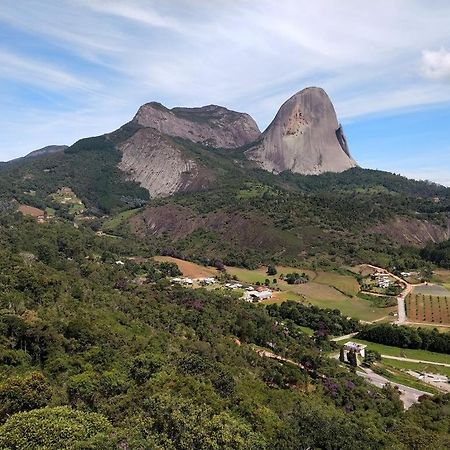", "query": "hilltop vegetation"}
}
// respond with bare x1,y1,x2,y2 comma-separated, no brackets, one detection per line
0,124,149,214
